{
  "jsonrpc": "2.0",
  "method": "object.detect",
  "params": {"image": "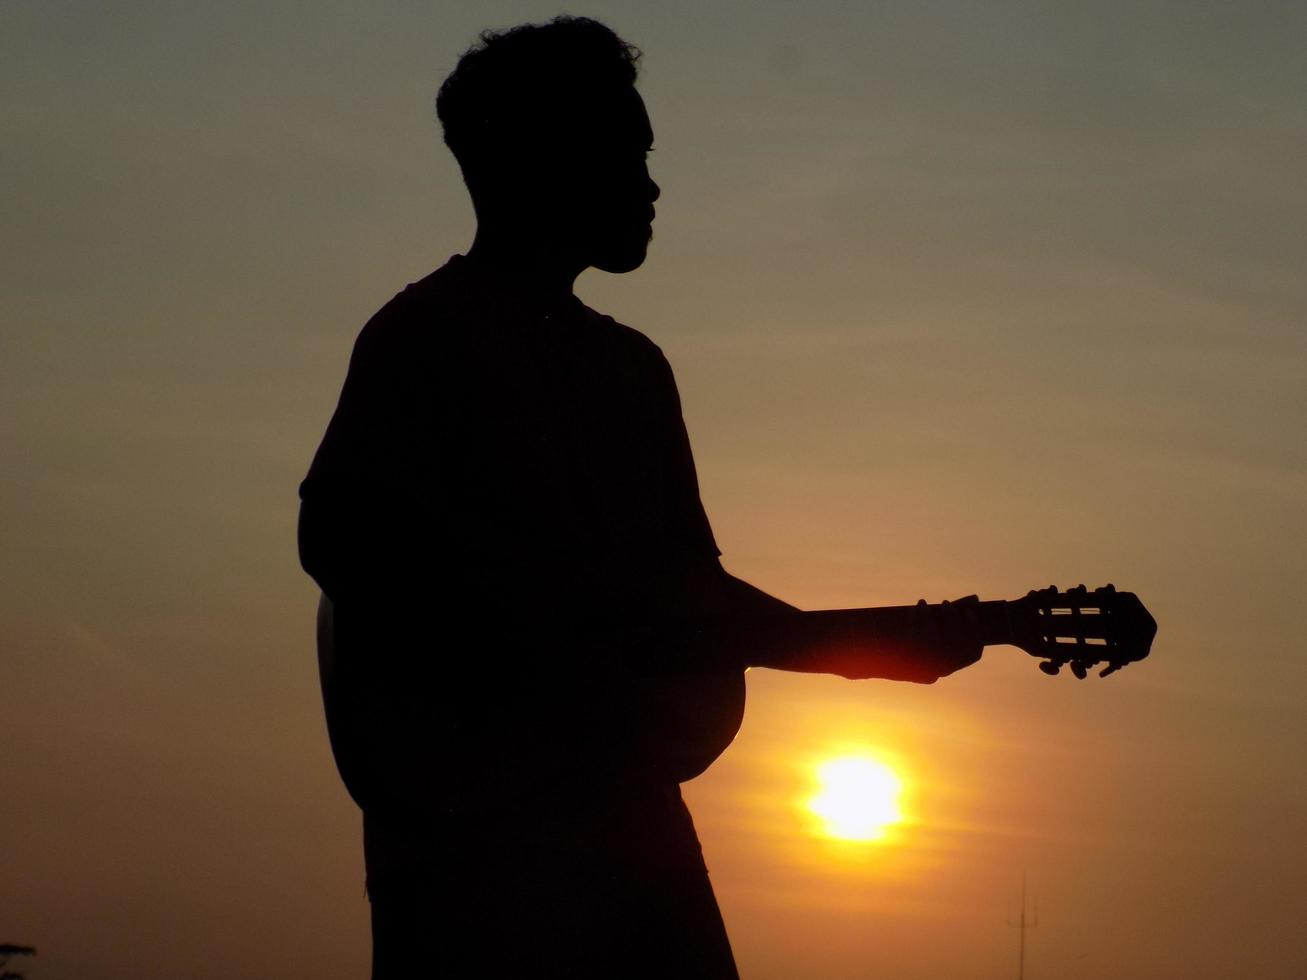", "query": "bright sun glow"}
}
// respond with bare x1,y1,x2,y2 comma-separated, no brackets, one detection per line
808,755,904,841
